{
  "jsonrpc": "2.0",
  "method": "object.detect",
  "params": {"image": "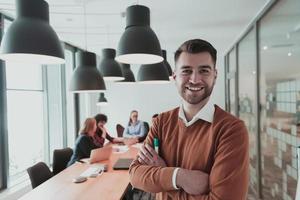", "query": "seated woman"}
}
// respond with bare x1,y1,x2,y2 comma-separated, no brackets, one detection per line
123,110,147,145
93,114,123,147
67,118,98,166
